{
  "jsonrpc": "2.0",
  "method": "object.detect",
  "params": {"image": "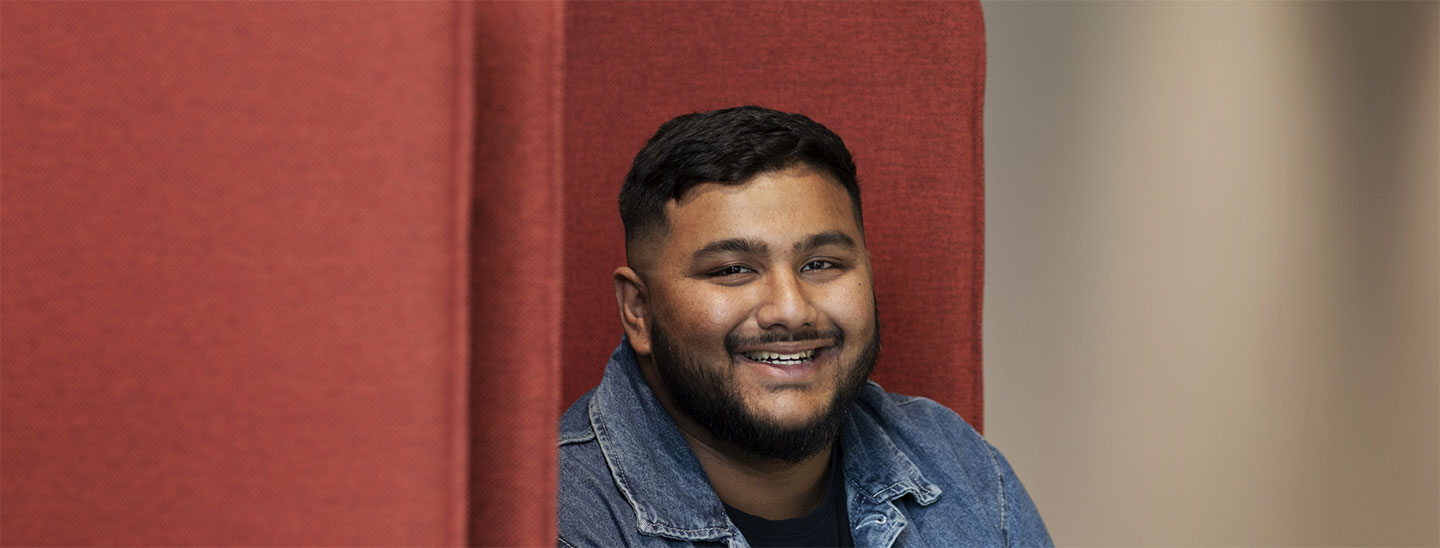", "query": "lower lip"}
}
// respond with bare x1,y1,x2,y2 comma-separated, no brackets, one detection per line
736,347,830,381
